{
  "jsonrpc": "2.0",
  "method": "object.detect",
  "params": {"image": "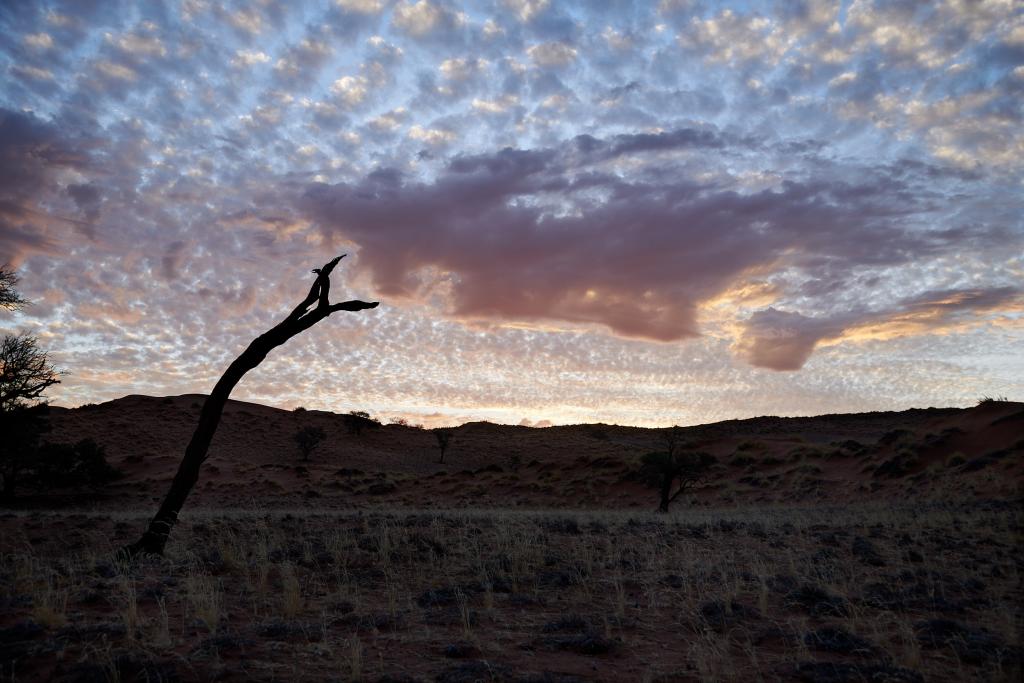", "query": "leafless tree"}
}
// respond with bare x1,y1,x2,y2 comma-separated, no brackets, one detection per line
0,265,28,311
120,255,377,557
